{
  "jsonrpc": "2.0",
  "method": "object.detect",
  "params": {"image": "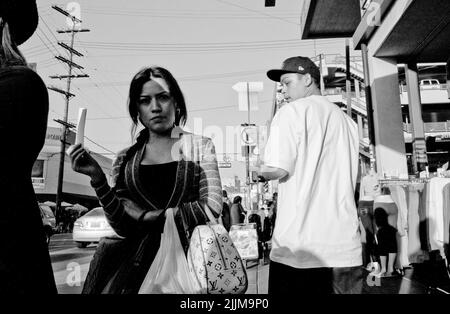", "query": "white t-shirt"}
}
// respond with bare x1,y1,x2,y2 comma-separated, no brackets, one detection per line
263,95,362,268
